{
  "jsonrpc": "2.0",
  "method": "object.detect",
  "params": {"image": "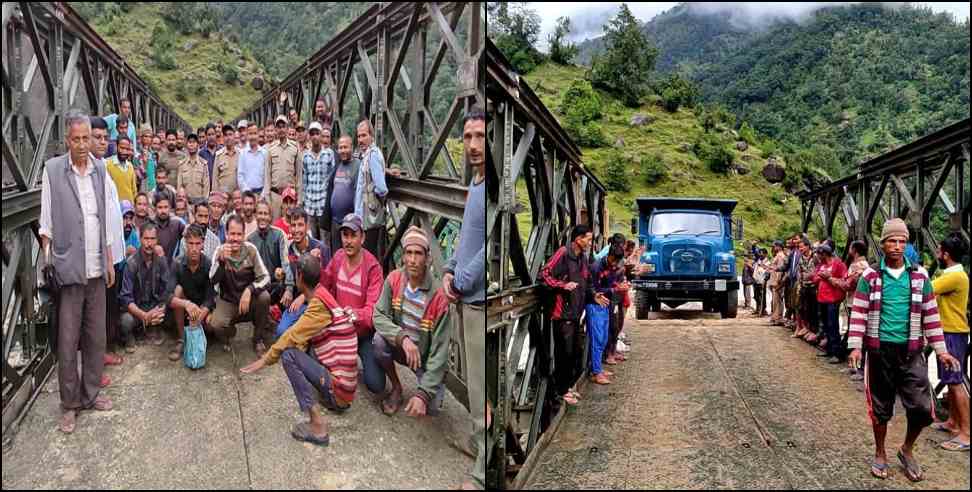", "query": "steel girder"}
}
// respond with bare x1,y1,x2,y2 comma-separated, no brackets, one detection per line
236,2,485,413
797,118,971,274
1,2,190,443
485,38,607,489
